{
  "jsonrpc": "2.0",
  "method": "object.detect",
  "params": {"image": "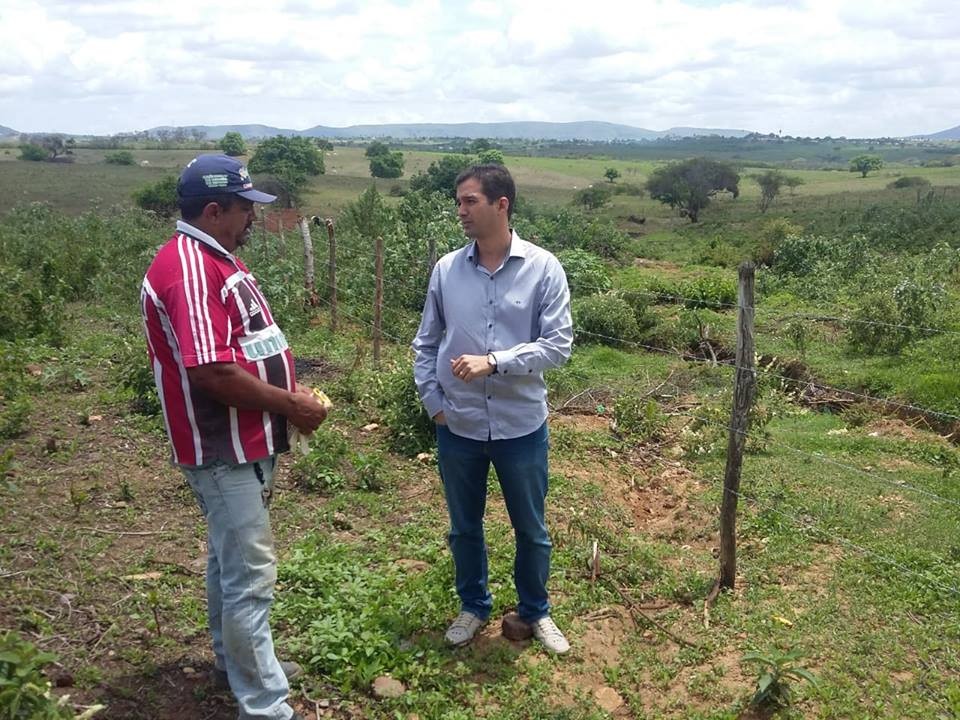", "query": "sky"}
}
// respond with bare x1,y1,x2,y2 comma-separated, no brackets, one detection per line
0,0,957,138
